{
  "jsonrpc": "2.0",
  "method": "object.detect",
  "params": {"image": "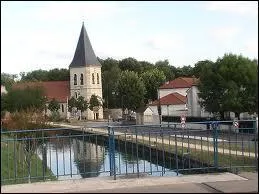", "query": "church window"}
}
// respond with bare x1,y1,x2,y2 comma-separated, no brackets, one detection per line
80,73,83,85
97,73,99,84
74,74,77,85
92,73,95,84
75,92,77,98
61,104,64,112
